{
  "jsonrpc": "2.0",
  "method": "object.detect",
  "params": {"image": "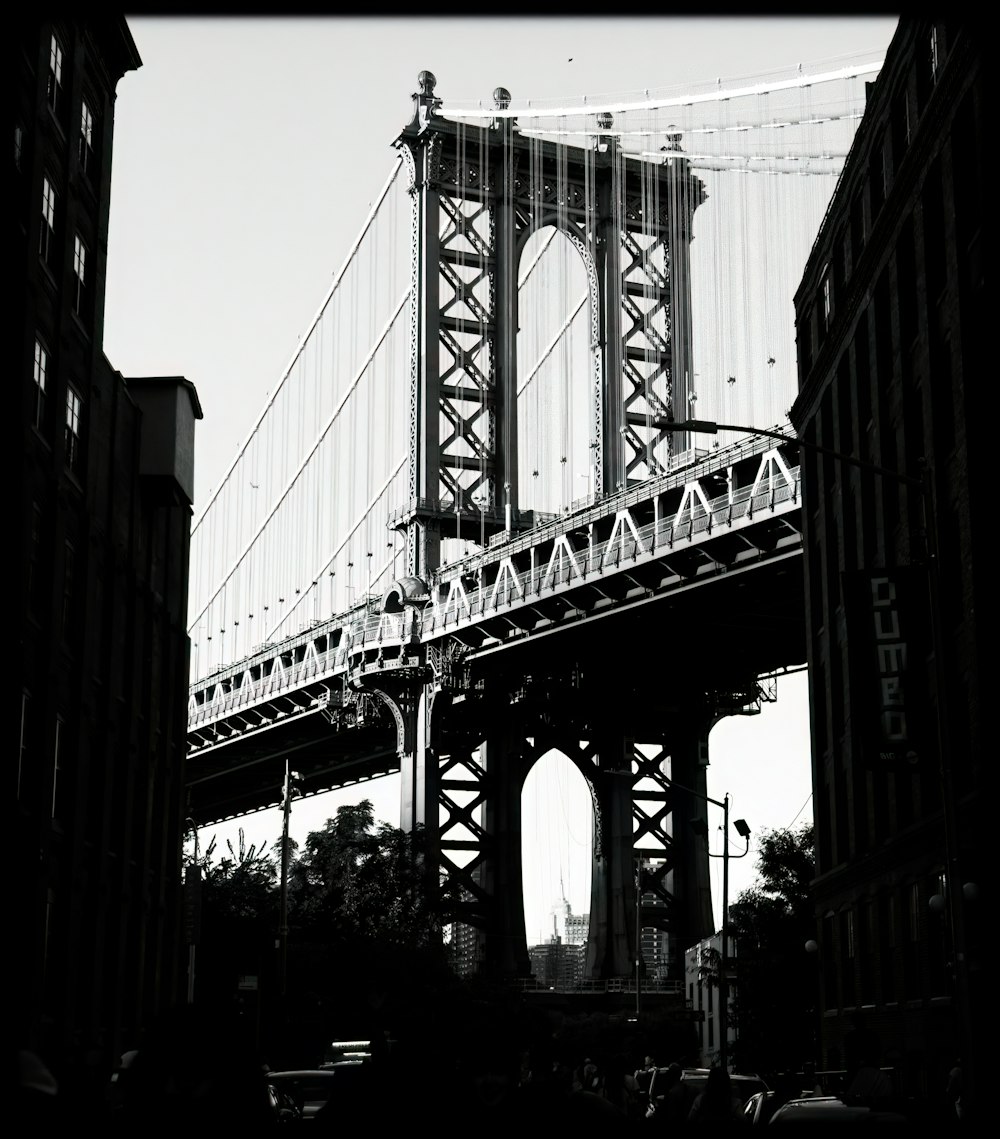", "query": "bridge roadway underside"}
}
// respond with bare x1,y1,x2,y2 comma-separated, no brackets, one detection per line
185,547,804,827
